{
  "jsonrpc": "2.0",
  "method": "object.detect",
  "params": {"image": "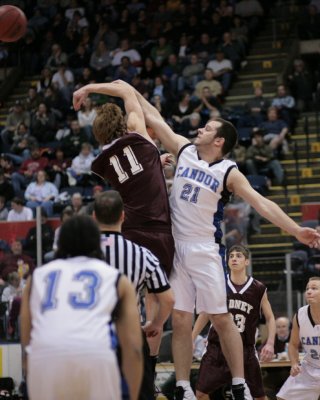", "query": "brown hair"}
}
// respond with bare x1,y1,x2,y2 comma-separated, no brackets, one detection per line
214,117,238,156
93,103,126,145
309,277,320,282
228,245,250,259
